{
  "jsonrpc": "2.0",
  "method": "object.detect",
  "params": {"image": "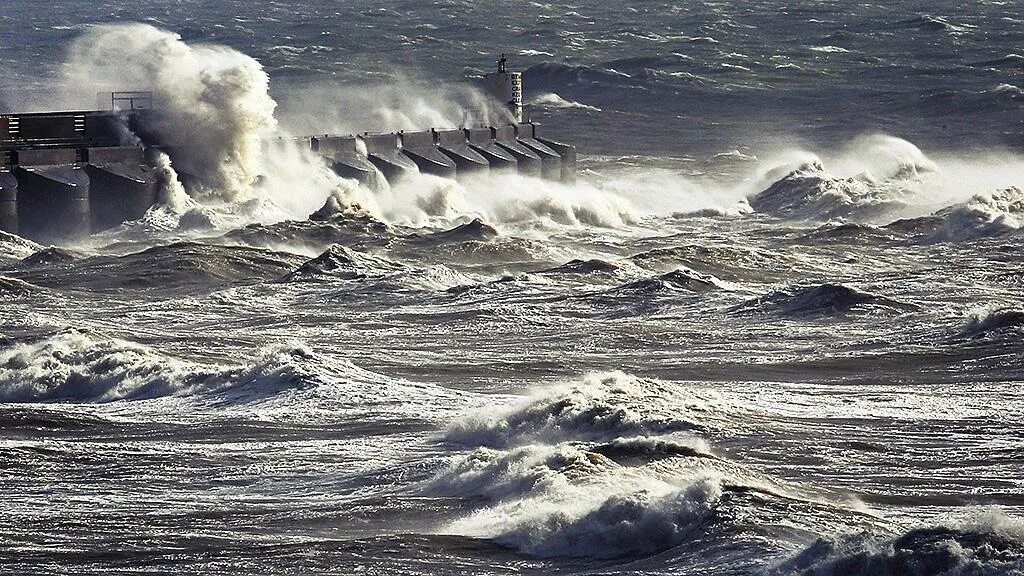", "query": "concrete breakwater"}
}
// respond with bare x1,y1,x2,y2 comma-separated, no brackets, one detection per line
0,109,576,243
